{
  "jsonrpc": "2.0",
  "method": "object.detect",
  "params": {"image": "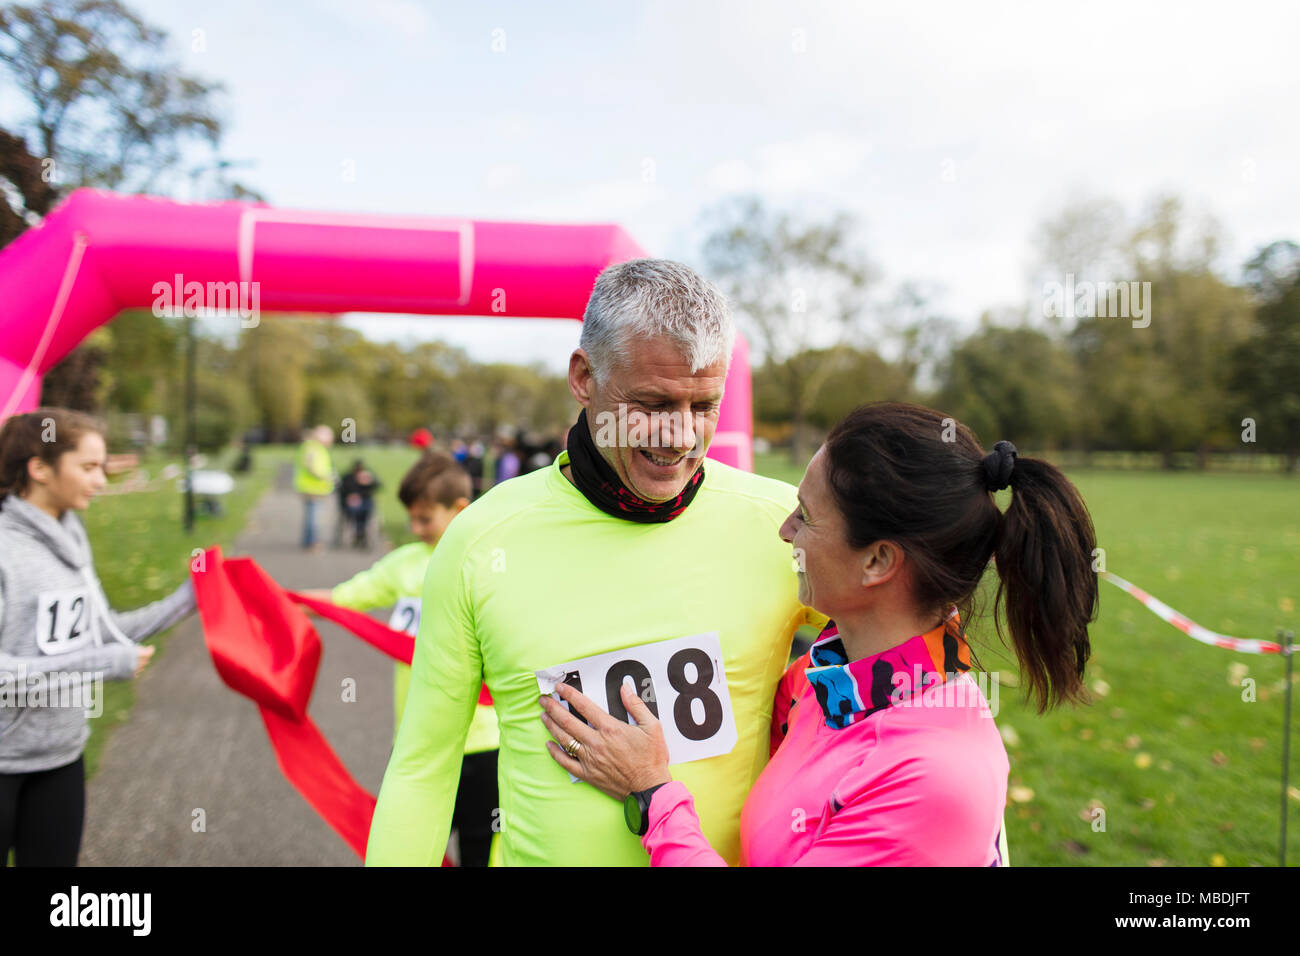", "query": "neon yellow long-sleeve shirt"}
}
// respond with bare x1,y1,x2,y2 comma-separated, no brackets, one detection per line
331,540,498,753
365,450,821,866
